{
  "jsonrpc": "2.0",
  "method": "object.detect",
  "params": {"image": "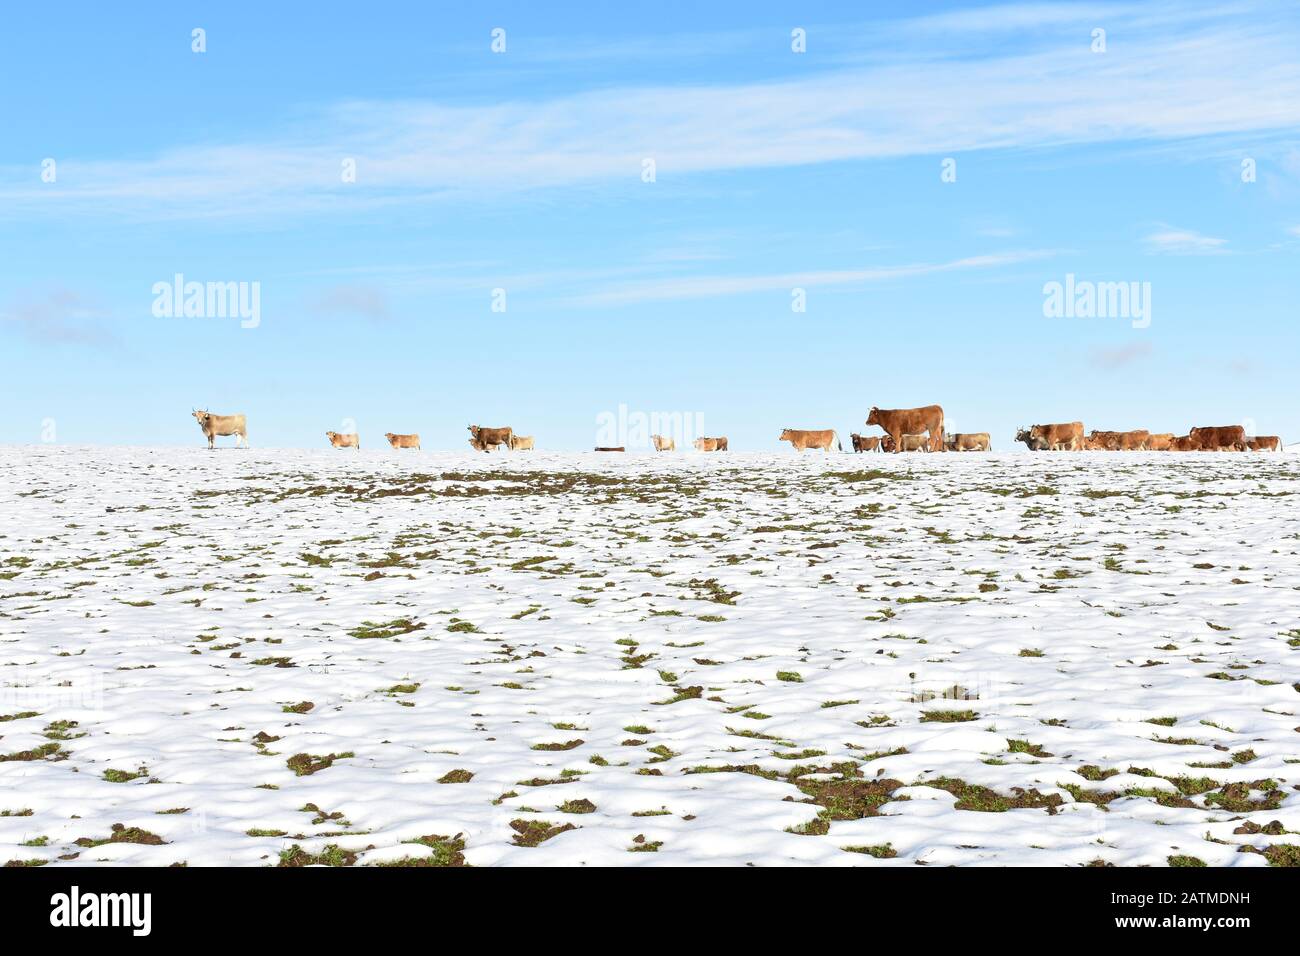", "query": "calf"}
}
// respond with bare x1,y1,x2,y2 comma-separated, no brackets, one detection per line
946,432,990,452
